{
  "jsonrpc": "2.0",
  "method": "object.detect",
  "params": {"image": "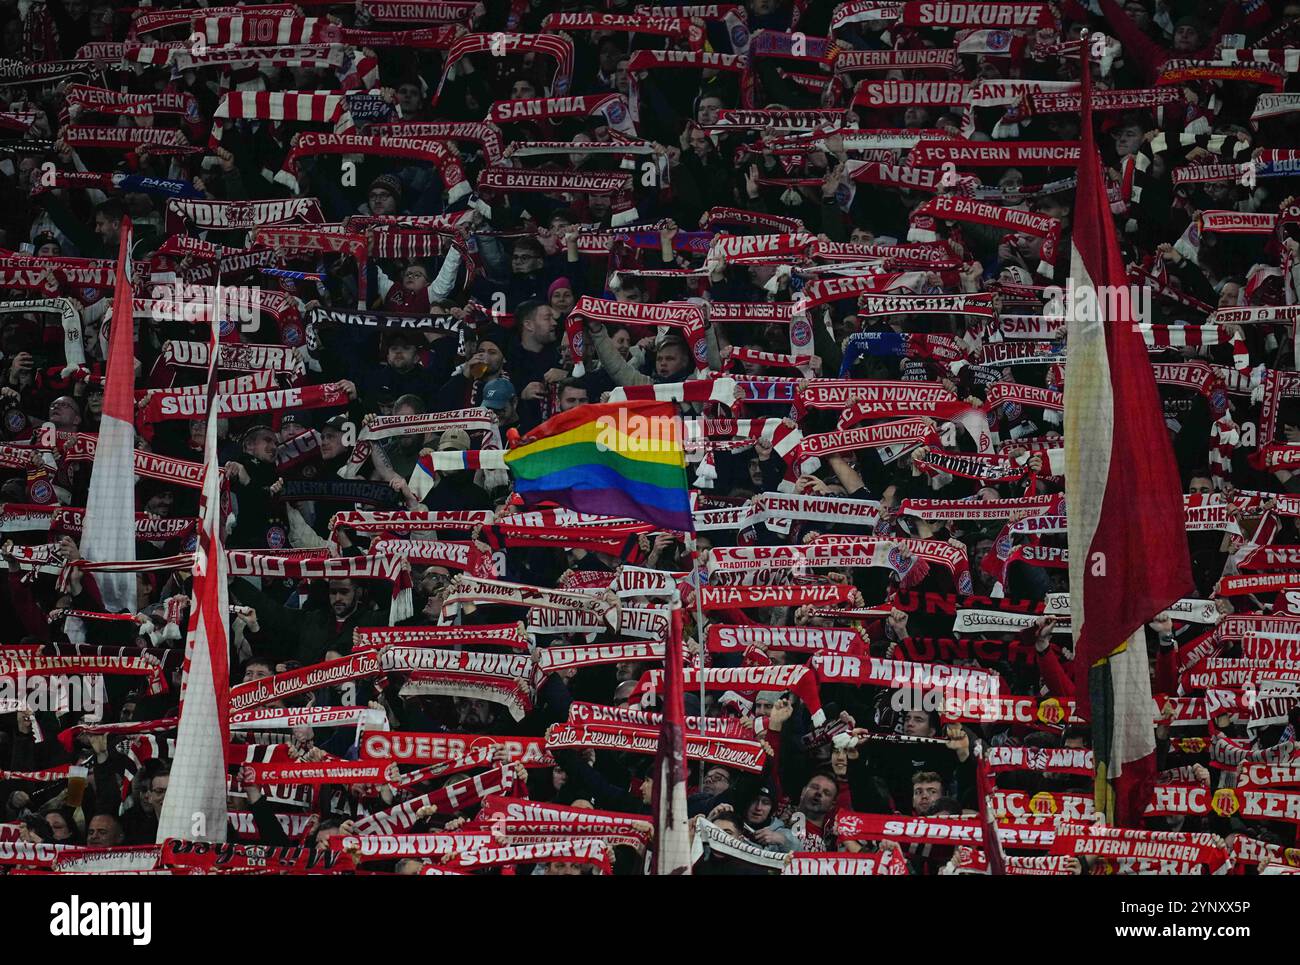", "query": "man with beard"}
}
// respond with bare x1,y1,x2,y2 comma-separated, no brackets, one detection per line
360,329,446,413
318,415,353,476
435,326,507,412
231,577,390,666
370,394,430,485
507,300,565,431
787,771,843,851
